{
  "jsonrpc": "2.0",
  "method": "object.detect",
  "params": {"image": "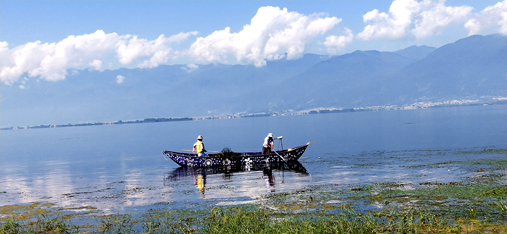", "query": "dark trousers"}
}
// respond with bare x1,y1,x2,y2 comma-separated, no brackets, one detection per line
262,147,271,155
